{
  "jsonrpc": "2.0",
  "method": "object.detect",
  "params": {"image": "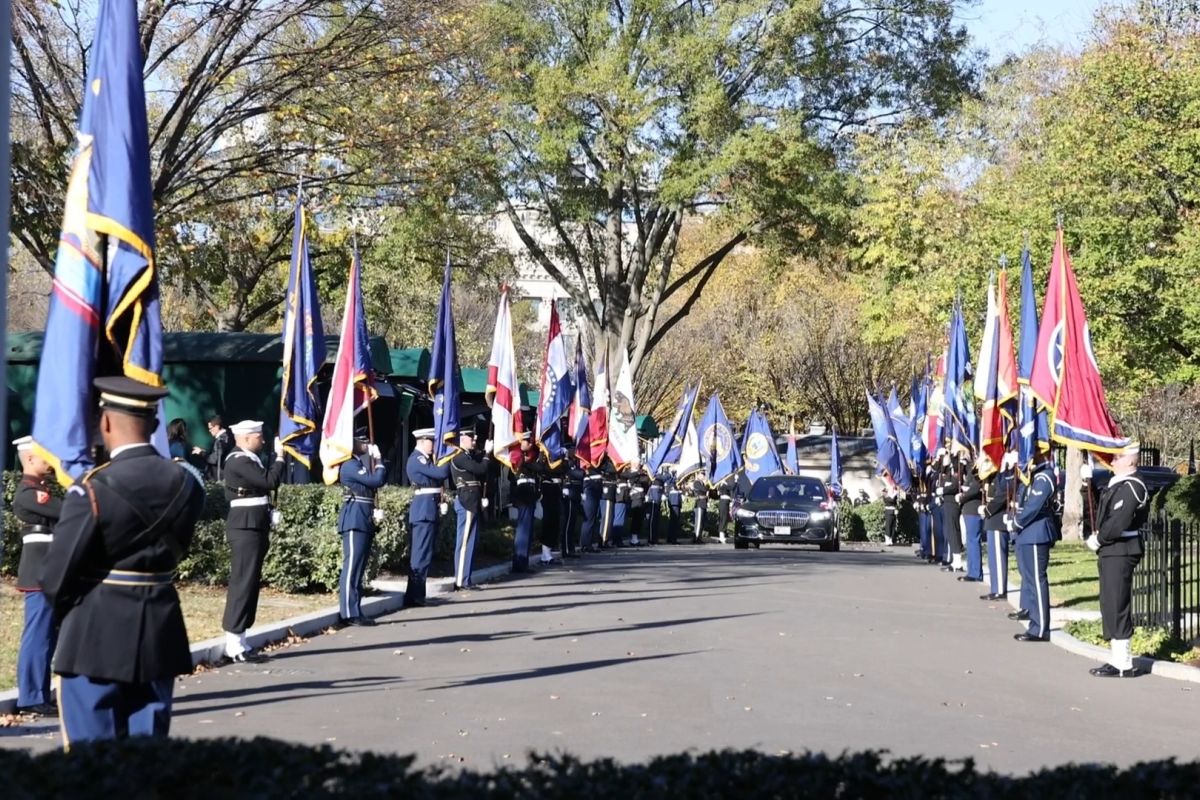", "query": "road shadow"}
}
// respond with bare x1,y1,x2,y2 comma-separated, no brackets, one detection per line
175,674,402,717
423,650,702,691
